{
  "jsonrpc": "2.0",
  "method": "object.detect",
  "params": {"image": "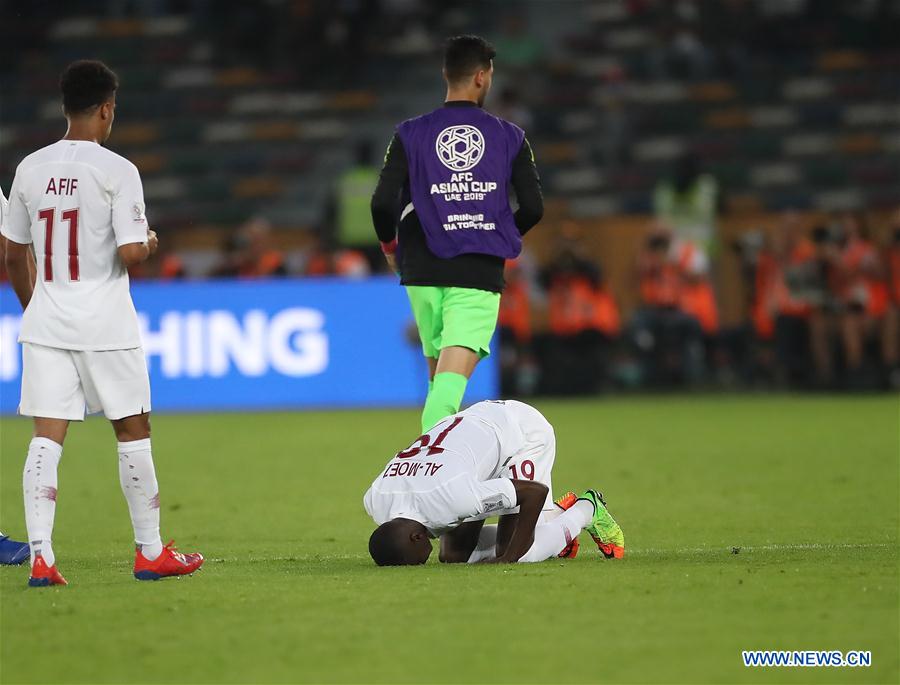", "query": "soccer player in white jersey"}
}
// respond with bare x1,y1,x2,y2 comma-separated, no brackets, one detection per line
2,60,203,587
0,187,32,566
364,400,625,565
